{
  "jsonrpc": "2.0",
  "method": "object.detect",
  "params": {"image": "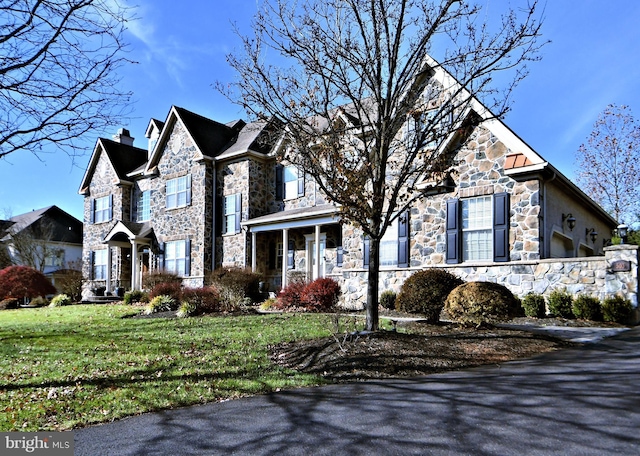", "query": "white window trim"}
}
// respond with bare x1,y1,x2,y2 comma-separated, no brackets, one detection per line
461,195,493,262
